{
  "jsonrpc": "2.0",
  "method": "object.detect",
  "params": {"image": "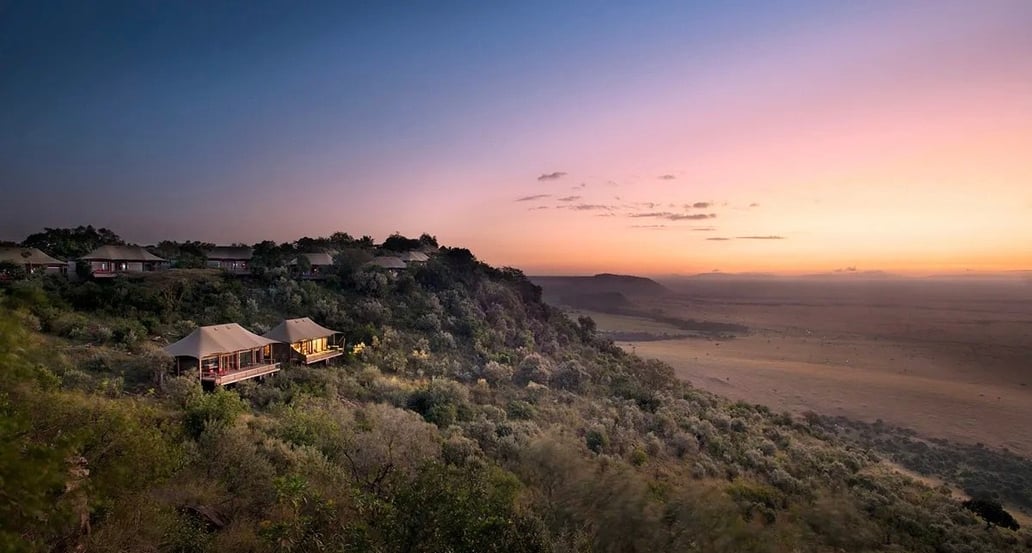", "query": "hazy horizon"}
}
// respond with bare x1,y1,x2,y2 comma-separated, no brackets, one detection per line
3,1,1031,274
